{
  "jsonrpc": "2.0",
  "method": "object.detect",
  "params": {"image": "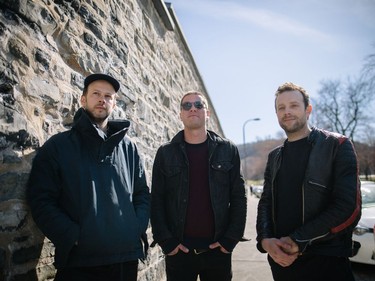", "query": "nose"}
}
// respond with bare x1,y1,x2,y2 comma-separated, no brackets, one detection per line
283,107,292,115
97,93,106,103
